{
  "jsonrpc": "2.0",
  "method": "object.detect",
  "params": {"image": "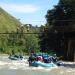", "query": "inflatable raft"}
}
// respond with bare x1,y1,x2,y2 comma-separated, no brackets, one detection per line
9,55,23,60
31,61,57,67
